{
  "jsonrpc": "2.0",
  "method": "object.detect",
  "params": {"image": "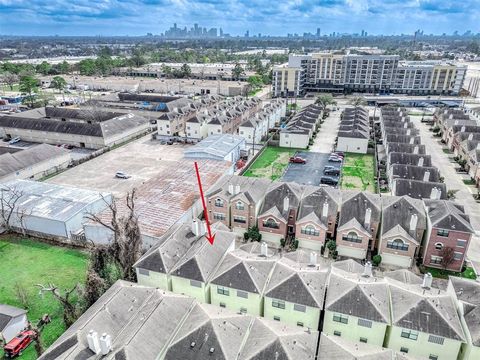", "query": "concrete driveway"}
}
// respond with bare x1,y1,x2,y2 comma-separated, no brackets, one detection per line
411,114,480,263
